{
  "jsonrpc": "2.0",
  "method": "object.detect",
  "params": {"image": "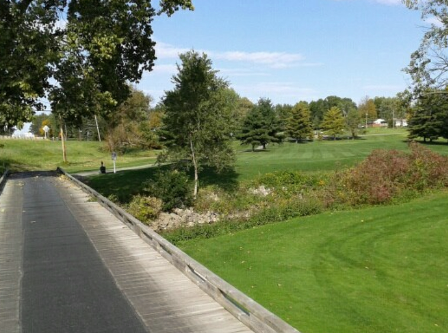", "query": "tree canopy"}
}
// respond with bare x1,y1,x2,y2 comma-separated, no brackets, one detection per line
238,98,283,151
408,90,448,142
0,0,194,129
403,0,448,95
321,106,345,139
285,102,313,142
160,50,236,198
